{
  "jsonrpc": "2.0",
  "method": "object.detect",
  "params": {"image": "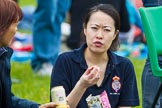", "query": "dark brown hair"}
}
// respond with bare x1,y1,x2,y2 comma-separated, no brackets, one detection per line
0,0,23,36
81,4,120,51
